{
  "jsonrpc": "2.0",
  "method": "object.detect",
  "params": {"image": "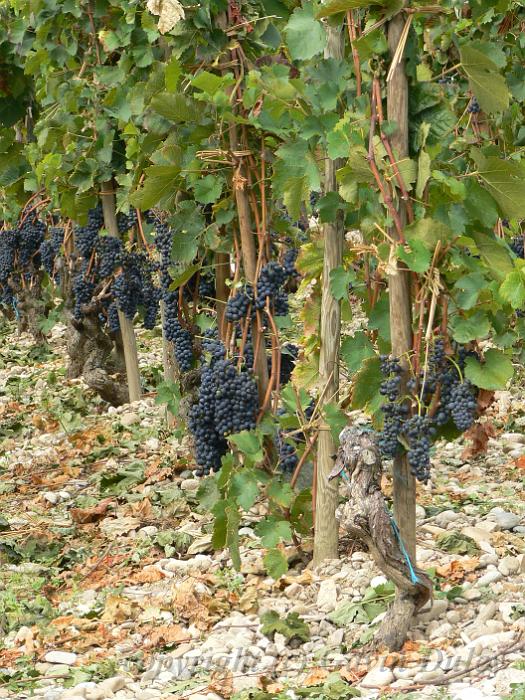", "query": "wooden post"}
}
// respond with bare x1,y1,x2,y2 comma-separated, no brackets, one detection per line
100,181,142,403
215,251,229,340
386,16,416,561
313,21,345,566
